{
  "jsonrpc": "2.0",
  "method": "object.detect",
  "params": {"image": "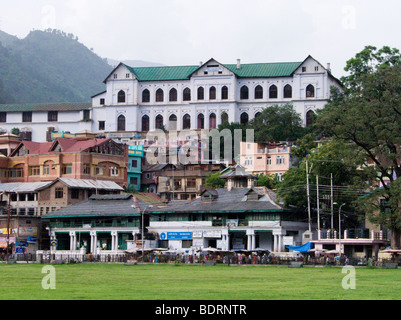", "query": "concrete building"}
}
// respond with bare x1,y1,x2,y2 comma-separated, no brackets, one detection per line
239,141,294,181
0,135,128,187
